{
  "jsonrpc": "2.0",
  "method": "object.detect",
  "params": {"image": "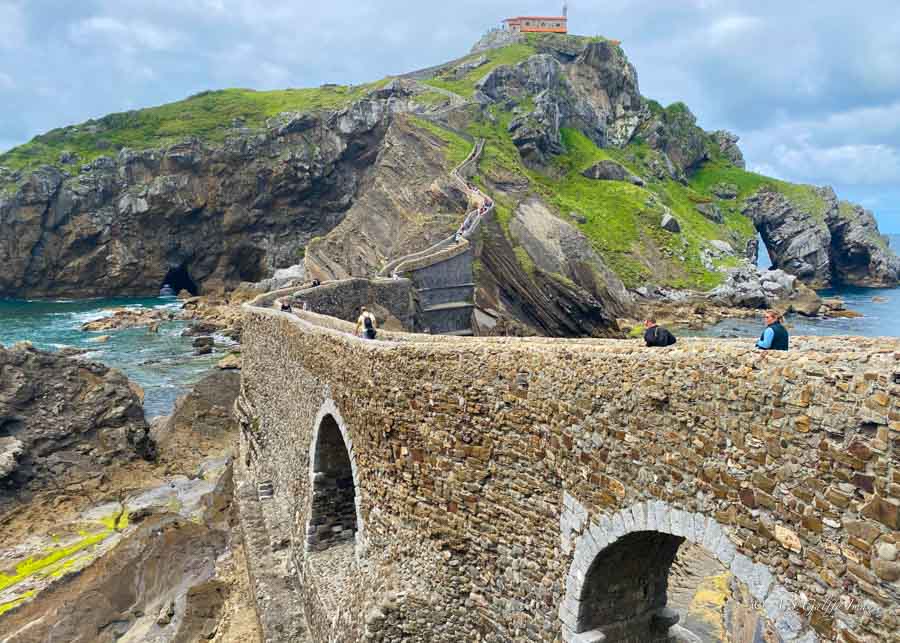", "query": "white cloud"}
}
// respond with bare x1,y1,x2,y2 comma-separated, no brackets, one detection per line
69,16,182,53
0,1,26,49
705,15,762,47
